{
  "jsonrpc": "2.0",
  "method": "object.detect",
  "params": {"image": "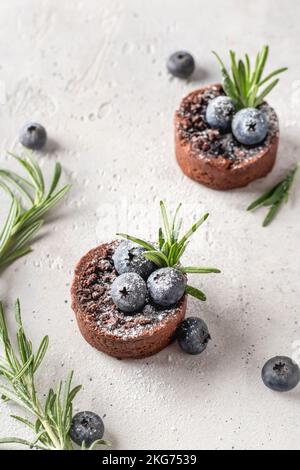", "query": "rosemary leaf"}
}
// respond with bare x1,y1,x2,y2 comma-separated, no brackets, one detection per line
116,203,219,303
143,250,168,267
185,285,207,302
178,213,209,246
247,182,282,211
159,200,171,241
258,67,288,87
171,203,182,241
0,301,109,451
175,240,189,262
117,233,156,251
158,227,165,250
47,162,62,198
213,46,287,109
0,153,70,269
10,415,35,430
254,78,279,107
247,165,298,226
212,51,239,104
255,45,269,84
0,437,47,450
245,54,251,81
0,170,34,204
262,203,281,227
180,266,221,274
0,199,18,253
